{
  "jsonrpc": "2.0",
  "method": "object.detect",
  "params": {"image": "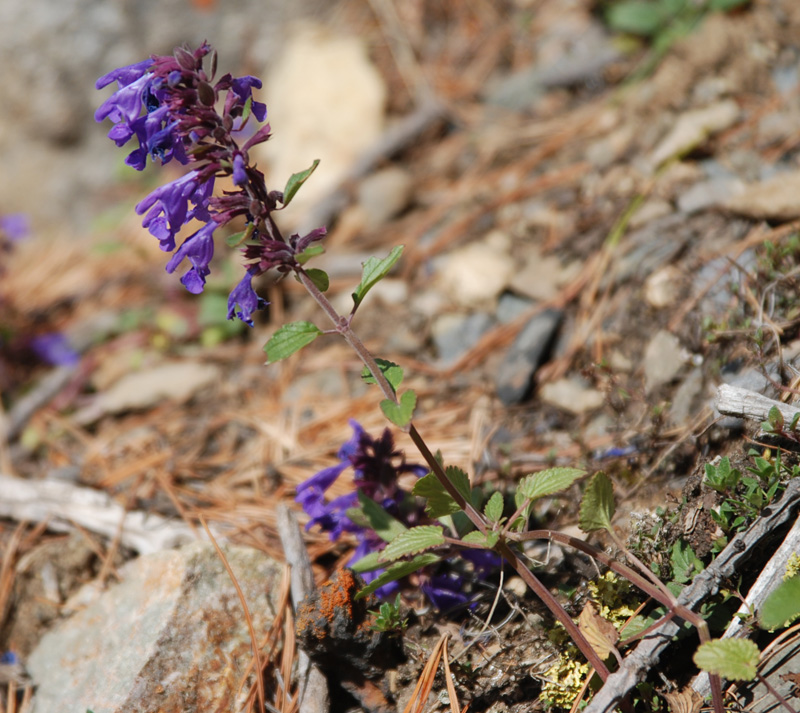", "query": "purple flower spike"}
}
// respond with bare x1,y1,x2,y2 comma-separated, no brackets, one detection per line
96,43,326,323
